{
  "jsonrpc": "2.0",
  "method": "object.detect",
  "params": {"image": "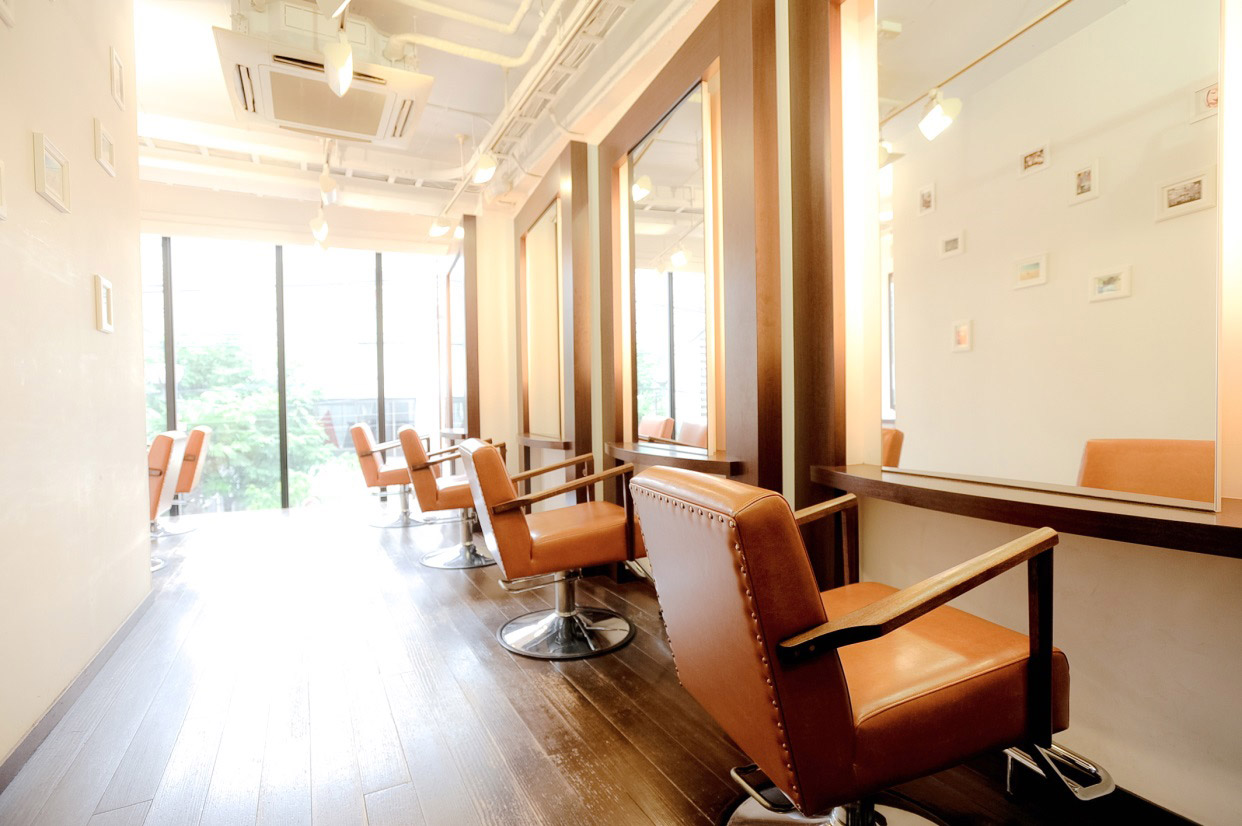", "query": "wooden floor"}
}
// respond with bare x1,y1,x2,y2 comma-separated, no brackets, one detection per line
0,507,1191,826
